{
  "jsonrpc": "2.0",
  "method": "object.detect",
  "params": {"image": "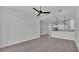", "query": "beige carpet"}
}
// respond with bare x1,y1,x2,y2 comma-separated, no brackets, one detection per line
0,35,78,52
